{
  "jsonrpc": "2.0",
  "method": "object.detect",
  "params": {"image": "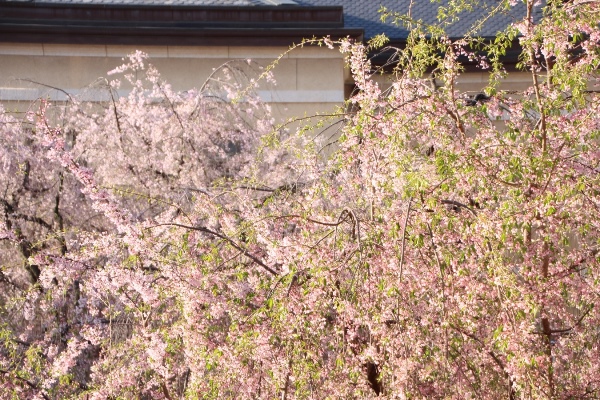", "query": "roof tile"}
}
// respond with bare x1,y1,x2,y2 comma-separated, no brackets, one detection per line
3,0,540,39
295,0,539,39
